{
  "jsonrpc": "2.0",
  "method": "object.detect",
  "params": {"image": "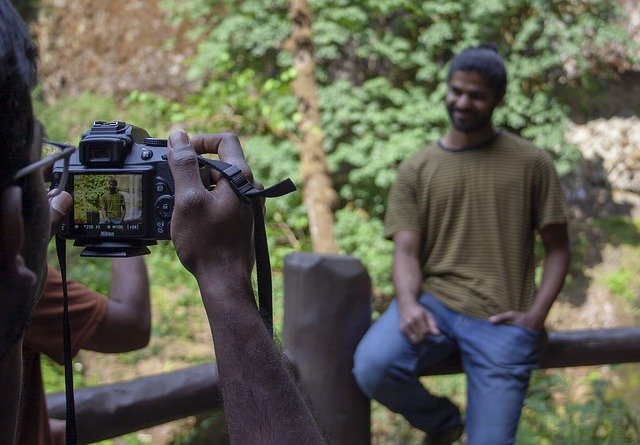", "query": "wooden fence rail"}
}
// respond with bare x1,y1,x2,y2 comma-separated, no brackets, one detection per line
47,253,640,444
47,364,222,444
